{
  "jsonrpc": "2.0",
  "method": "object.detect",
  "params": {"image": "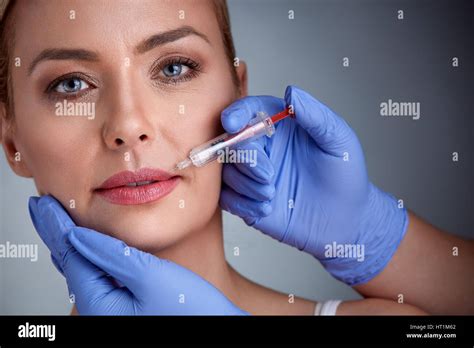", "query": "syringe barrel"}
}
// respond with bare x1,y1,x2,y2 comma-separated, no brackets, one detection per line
189,111,274,167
